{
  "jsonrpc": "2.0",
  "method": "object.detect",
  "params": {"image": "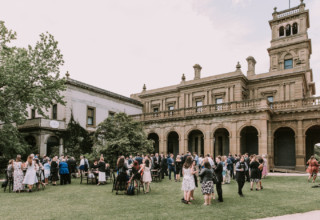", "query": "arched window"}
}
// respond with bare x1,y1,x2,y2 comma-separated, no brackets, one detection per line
286,24,291,36
279,26,284,37
292,23,298,35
